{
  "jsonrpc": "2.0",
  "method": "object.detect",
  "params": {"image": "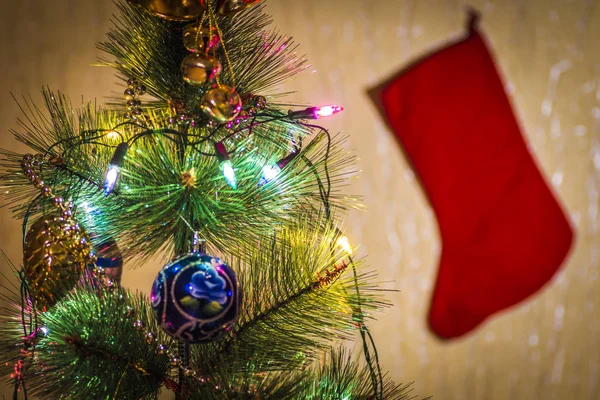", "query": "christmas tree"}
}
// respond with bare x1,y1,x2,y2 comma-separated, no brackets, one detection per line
0,1,417,398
